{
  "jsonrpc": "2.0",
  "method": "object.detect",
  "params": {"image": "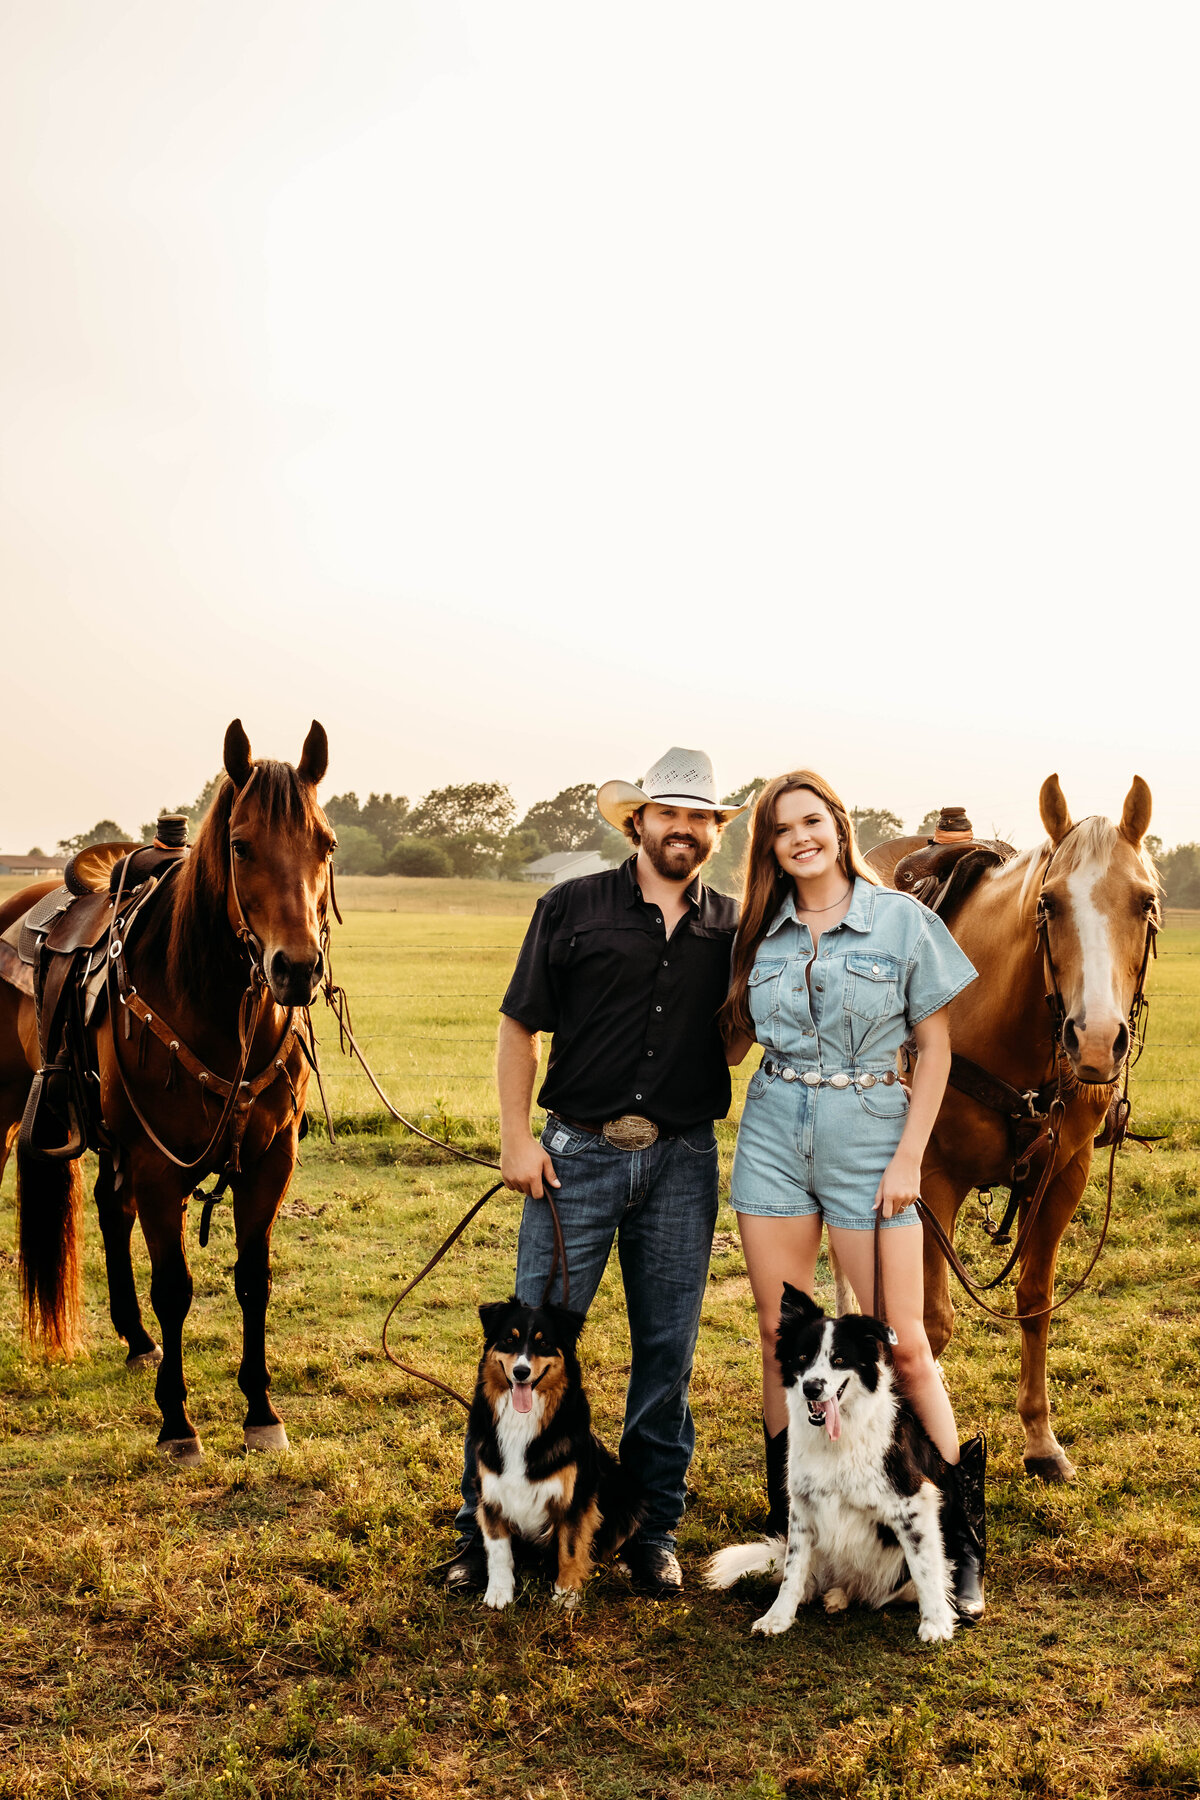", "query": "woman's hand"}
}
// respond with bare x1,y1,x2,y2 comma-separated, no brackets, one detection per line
873,1149,923,1219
